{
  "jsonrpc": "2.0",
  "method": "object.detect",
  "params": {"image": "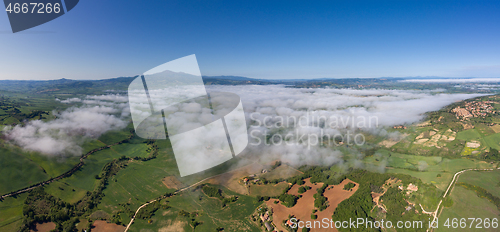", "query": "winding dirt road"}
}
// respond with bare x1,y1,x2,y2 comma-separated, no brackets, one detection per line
425,167,500,232
123,173,231,232
124,160,259,232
